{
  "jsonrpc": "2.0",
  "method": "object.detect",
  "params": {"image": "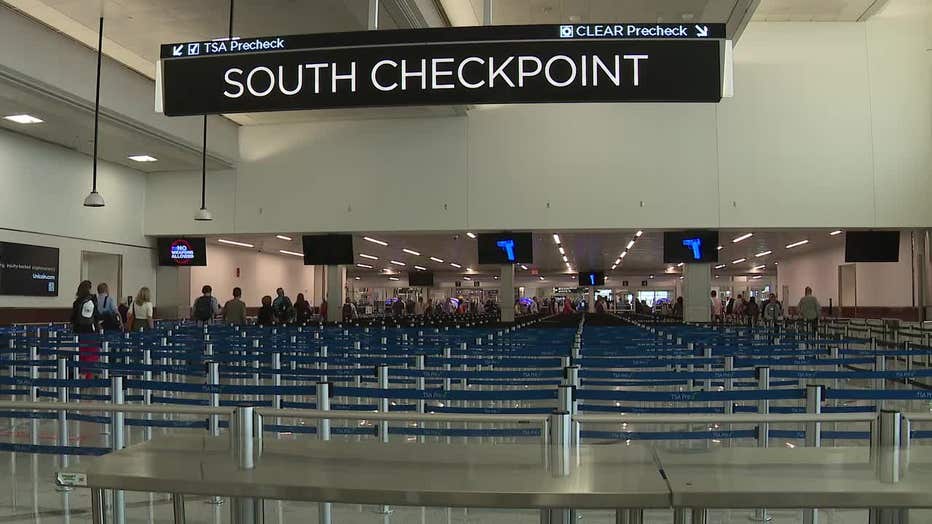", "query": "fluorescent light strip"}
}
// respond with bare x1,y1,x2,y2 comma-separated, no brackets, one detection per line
755,251,772,257
279,250,303,257
429,257,444,263
620,251,627,258
520,265,528,270
359,253,378,260
3,114,43,124
539,276,545,280
785,240,809,249
626,240,635,250
127,155,158,163
562,256,568,262
450,263,462,269
402,249,421,256
466,232,477,239
753,265,766,270
463,276,471,281
714,264,726,270
413,265,427,271
275,235,292,241
363,236,388,246
390,260,406,266
354,277,361,280
636,230,643,237
389,277,400,281
218,239,254,248
677,263,684,267
552,234,561,244
830,230,843,236
558,247,565,255
356,263,373,269
732,258,746,264
717,245,723,251
732,233,753,243
614,258,621,265
611,265,617,270
752,275,763,280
